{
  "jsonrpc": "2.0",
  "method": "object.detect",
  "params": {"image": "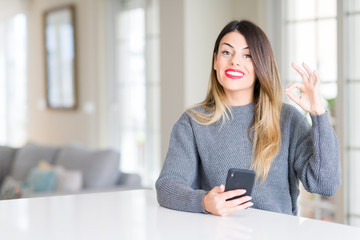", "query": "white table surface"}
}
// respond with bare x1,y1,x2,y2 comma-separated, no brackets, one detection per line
0,189,359,240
